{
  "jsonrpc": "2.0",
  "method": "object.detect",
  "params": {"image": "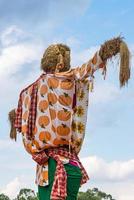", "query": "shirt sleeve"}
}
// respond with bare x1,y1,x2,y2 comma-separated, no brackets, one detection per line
73,51,106,80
